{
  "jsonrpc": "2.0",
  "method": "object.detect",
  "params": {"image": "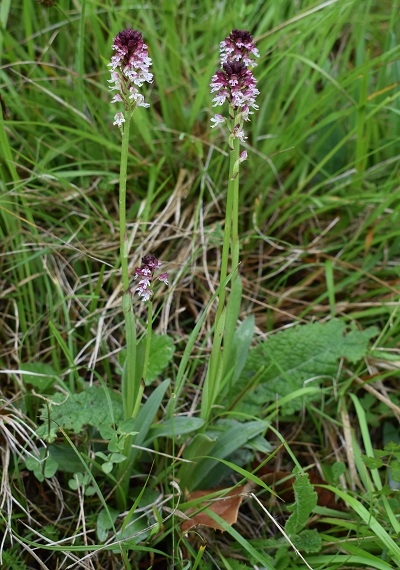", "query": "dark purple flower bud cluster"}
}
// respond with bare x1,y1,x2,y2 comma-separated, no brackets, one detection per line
108,29,153,127
131,255,168,302
210,29,259,142
219,29,259,69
